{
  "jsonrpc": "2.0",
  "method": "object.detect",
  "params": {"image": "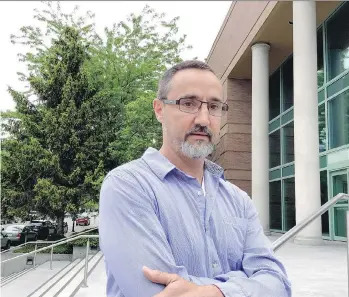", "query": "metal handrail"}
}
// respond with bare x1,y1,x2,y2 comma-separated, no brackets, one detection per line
1,226,98,254
1,234,99,264
272,193,348,251
1,234,100,288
